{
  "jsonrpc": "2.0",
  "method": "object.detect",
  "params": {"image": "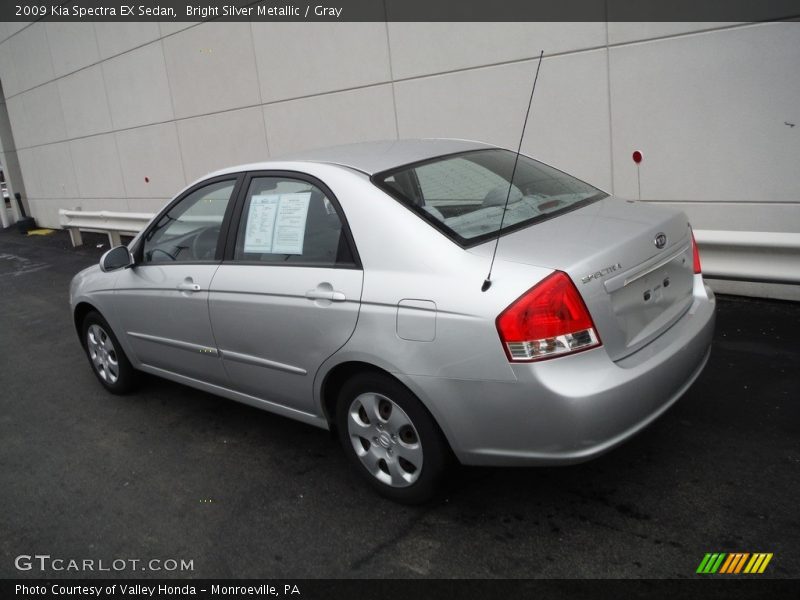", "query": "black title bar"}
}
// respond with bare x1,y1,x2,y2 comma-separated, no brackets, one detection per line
3,0,800,22
2,579,797,600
